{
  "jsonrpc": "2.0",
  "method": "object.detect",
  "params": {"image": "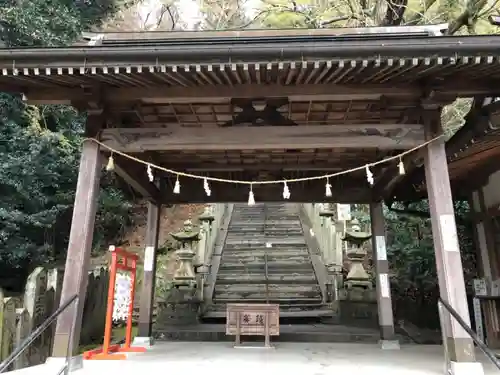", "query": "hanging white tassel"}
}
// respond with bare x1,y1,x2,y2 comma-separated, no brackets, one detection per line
173,176,181,194
105,154,115,171
325,178,332,197
282,181,290,199
398,159,405,175
248,184,255,206
203,178,211,196
147,164,154,182
365,165,374,185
